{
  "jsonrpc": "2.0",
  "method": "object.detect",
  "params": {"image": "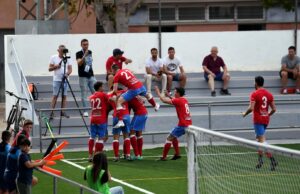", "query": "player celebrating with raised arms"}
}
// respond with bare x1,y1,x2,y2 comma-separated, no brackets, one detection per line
111,64,159,128
128,96,148,160
242,76,277,170
155,86,192,161
88,81,109,161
